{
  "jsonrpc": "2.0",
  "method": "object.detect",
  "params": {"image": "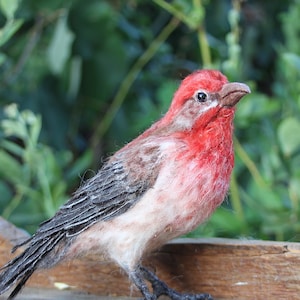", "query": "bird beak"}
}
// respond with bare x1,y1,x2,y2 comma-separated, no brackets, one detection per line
219,82,251,107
